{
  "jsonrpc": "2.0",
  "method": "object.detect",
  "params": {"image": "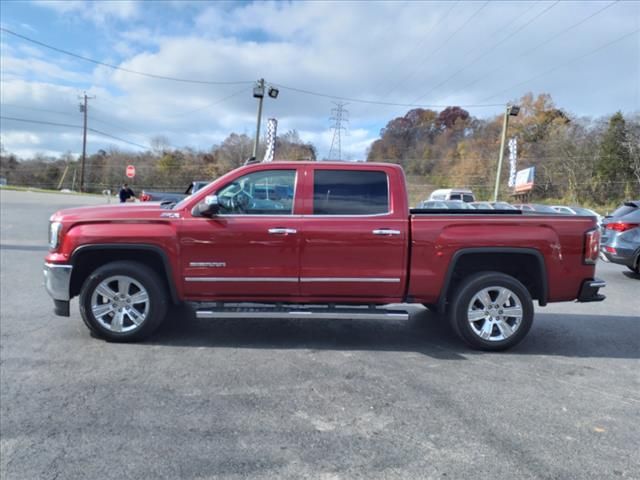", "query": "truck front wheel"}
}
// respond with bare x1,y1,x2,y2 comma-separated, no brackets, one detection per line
79,261,168,342
448,272,534,351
